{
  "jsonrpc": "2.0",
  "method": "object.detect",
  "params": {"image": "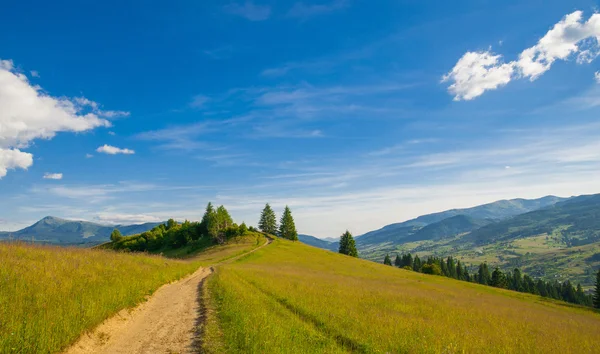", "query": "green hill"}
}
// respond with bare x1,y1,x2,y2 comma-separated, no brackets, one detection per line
0,216,162,245
202,238,600,353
